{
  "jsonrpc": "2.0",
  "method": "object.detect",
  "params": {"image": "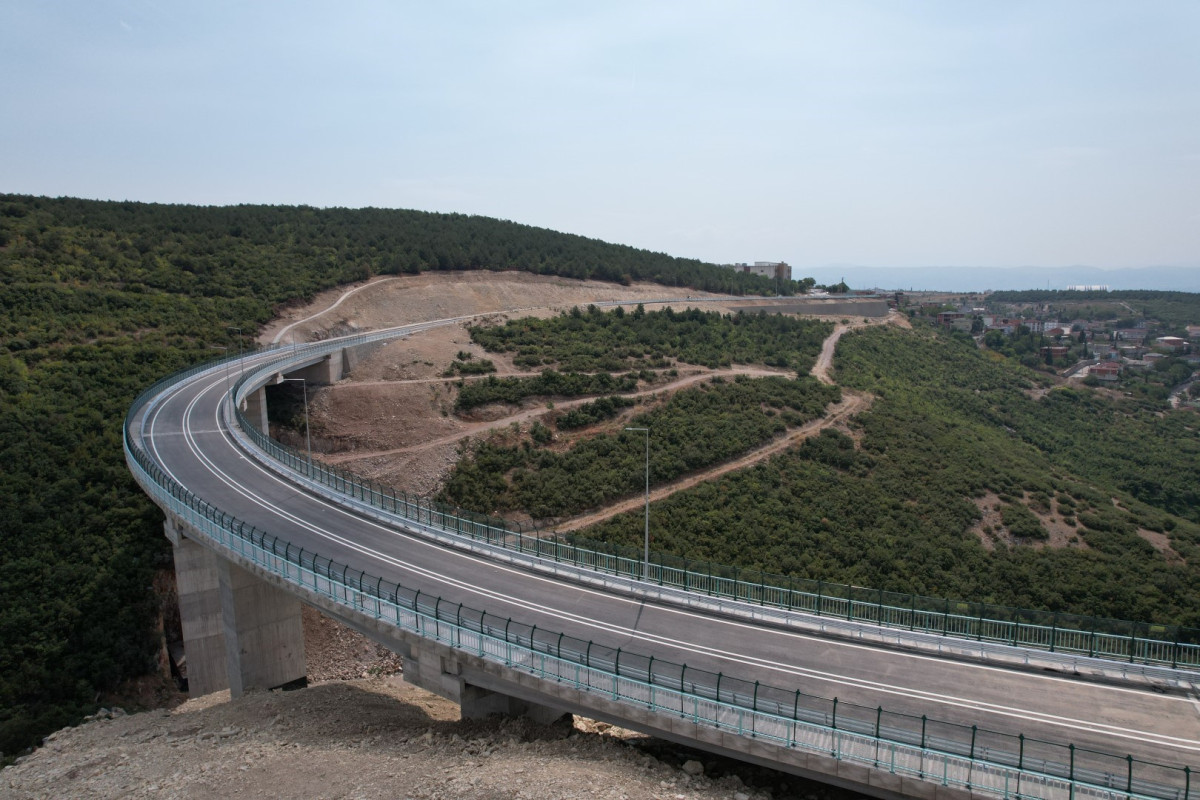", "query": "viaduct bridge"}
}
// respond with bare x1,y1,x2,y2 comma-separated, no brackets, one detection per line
125,302,1200,800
